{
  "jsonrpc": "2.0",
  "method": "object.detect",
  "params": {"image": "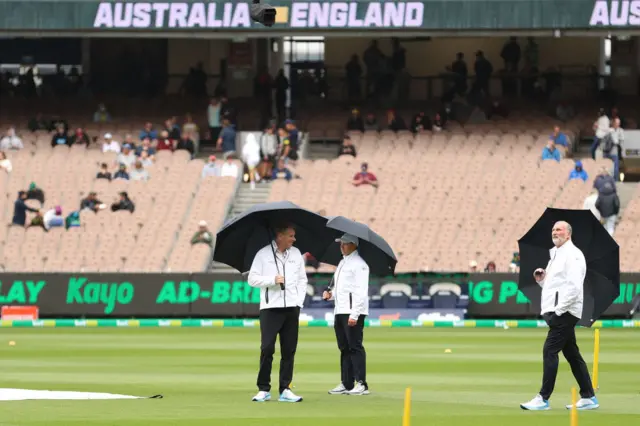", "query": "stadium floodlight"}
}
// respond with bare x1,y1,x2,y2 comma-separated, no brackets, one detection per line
250,0,276,27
